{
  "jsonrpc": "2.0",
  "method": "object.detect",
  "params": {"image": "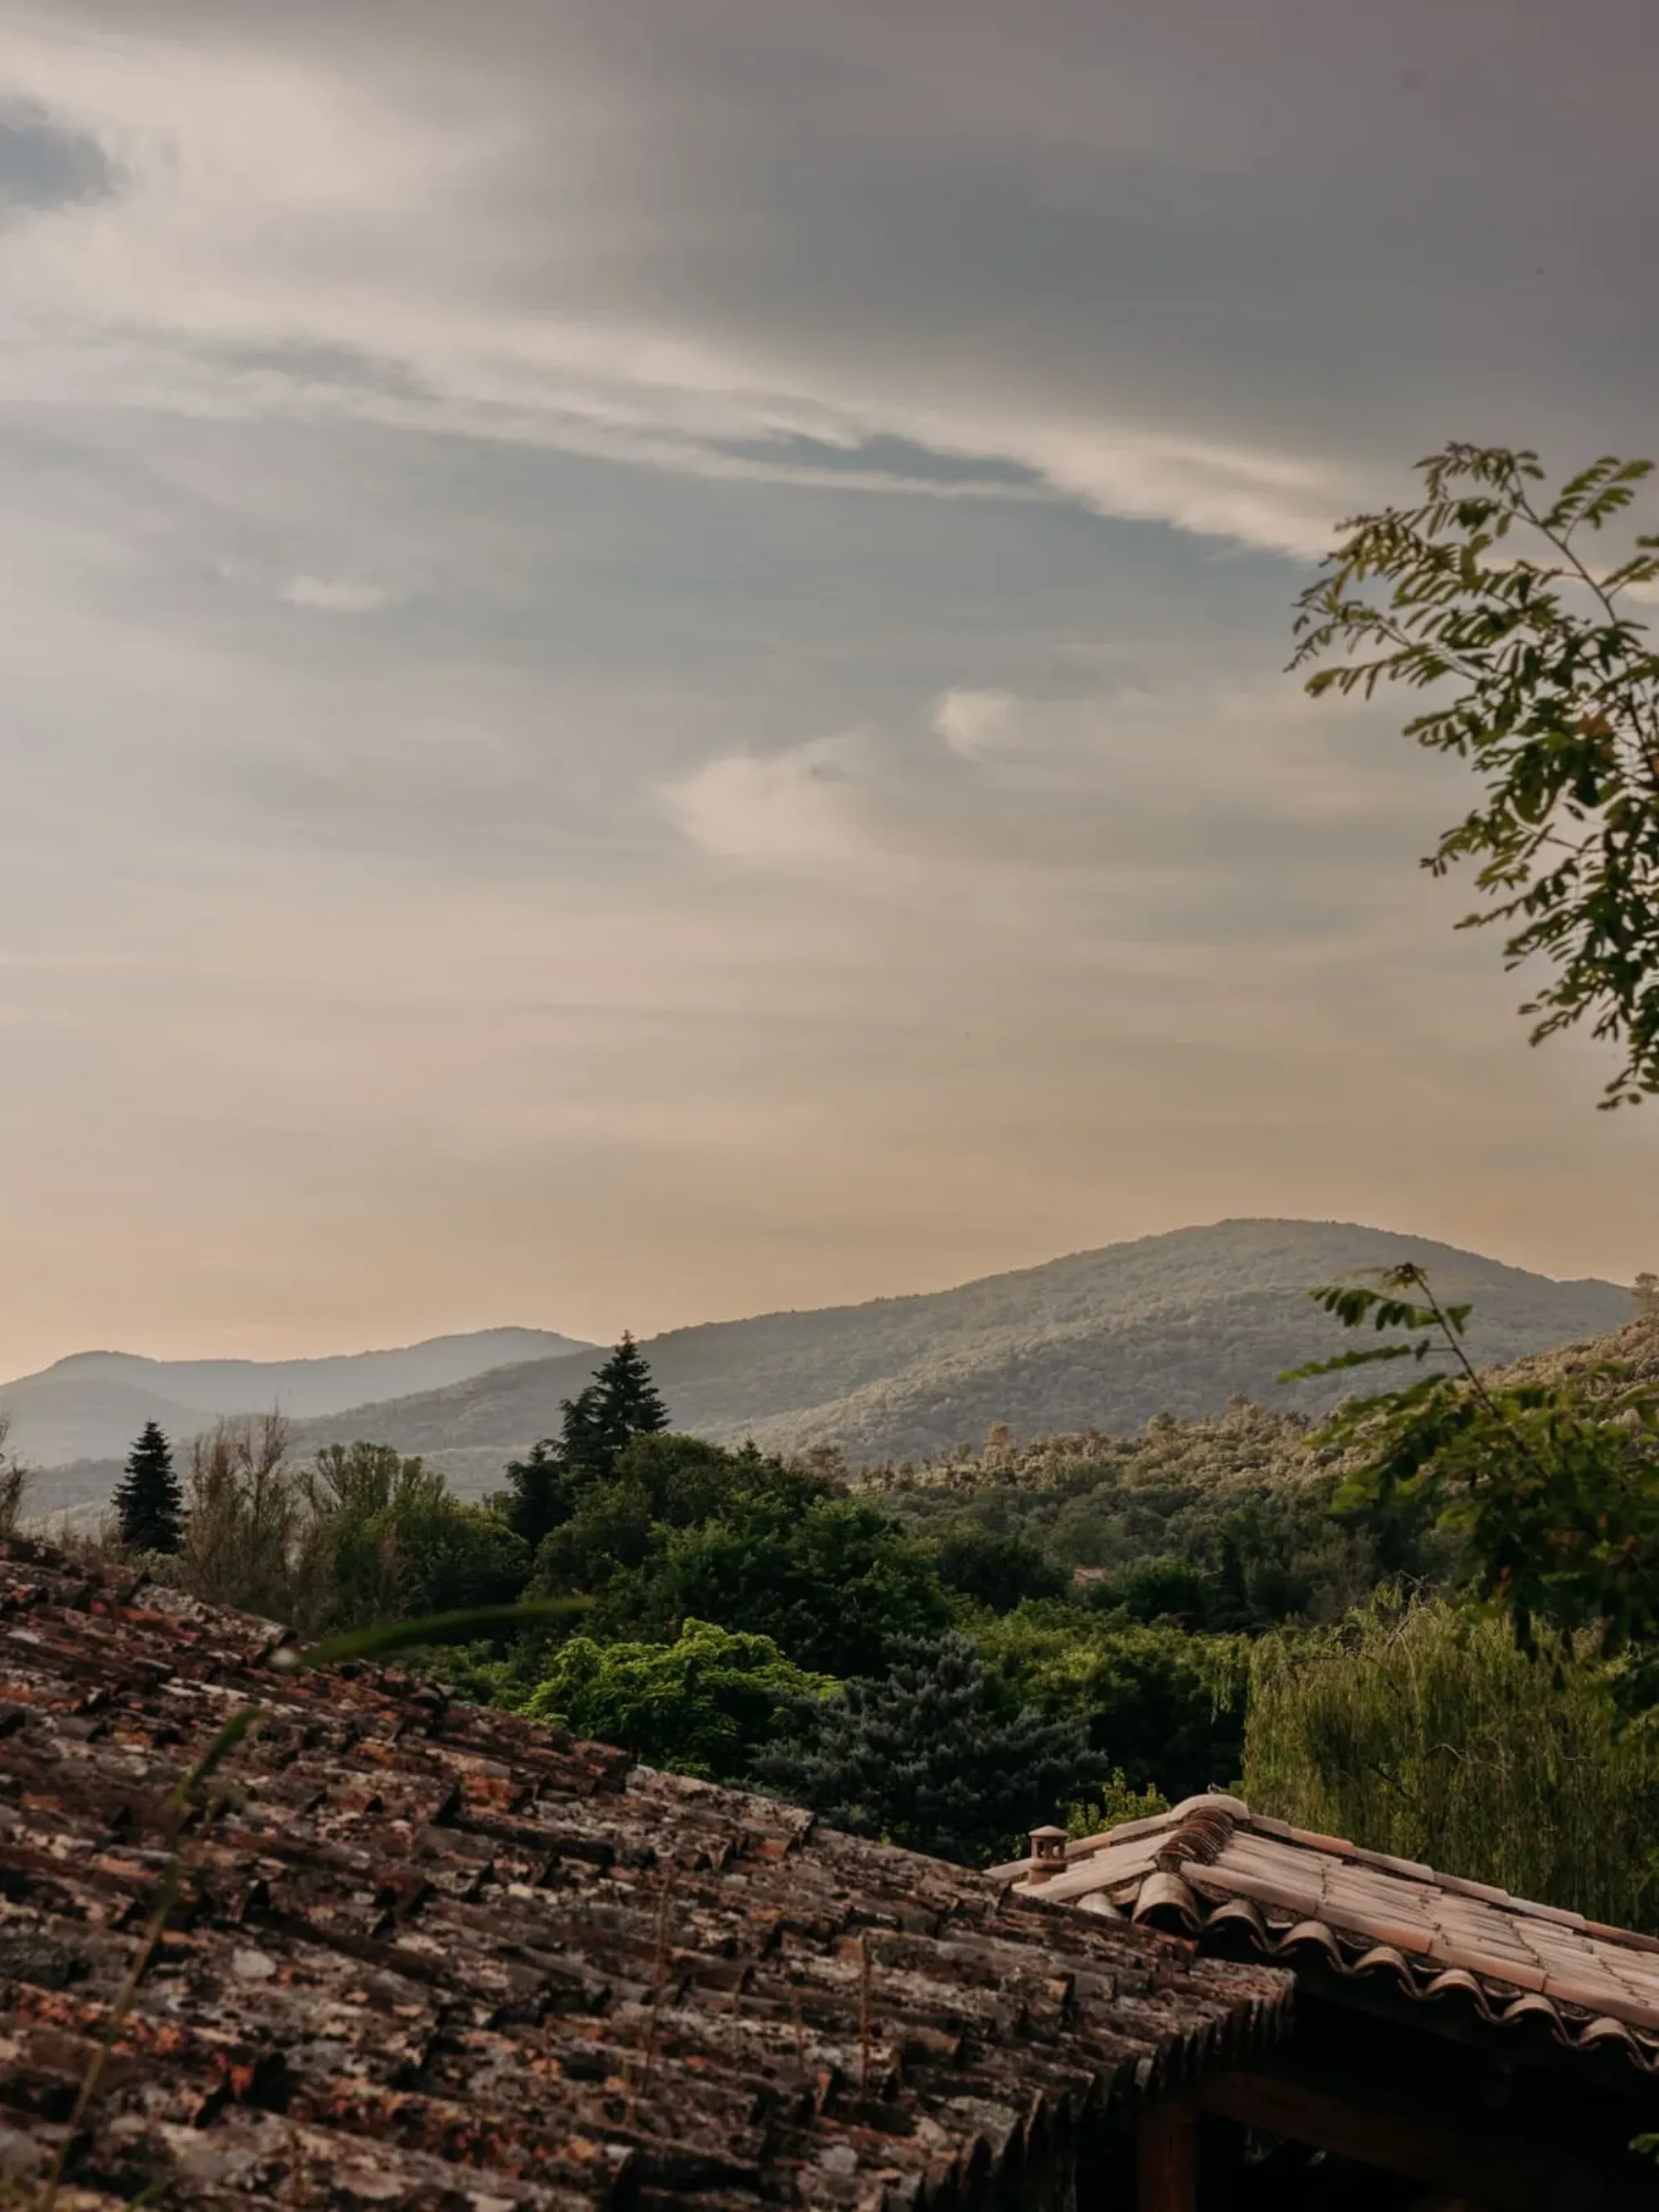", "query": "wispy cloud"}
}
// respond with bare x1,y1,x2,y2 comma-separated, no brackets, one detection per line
661,732,885,872
933,688,1014,760
278,575,397,614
